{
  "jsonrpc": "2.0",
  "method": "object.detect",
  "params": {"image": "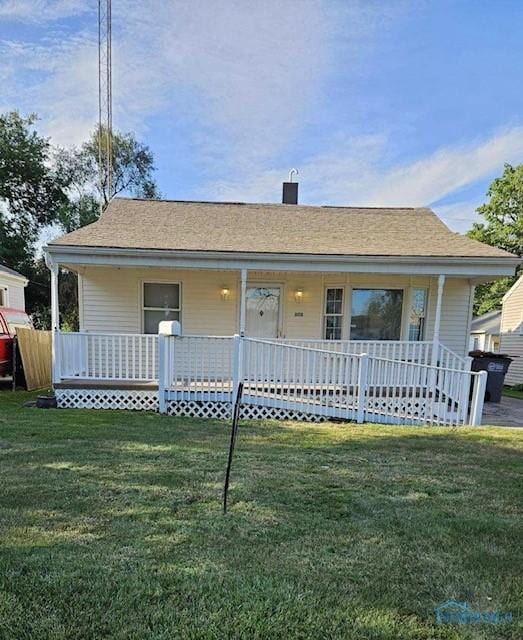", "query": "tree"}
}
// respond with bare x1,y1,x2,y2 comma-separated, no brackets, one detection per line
0,114,159,328
0,112,69,325
56,125,159,231
0,112,67,271
49,126,159,328
468,164,523,314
